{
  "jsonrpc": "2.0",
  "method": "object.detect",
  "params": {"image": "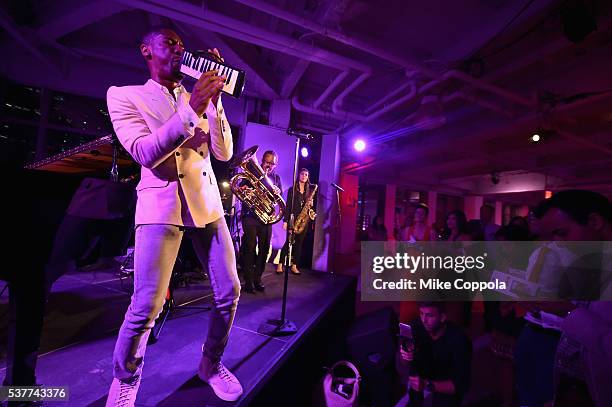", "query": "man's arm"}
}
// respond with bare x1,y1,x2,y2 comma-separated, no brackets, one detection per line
445,332,472,396
206,98,233,162
561,305,612,360
107,86,198,169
